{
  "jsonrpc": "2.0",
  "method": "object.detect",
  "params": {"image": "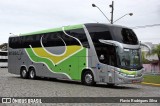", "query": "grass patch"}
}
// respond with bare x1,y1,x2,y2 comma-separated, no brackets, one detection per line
143,75,160,84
